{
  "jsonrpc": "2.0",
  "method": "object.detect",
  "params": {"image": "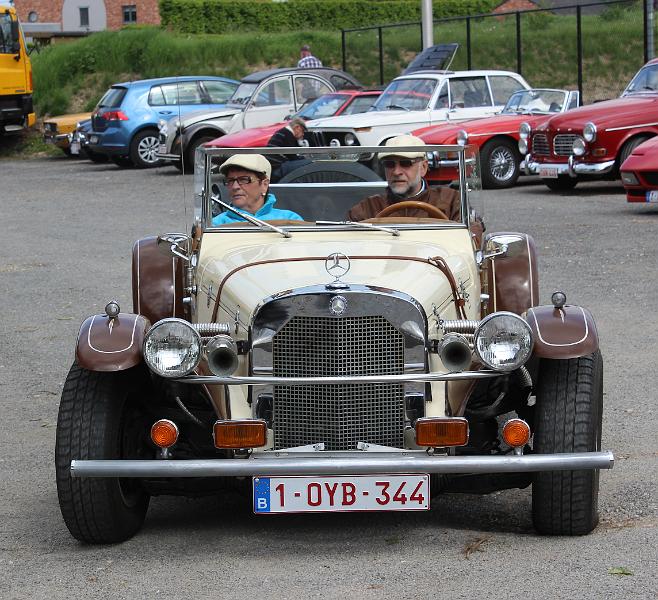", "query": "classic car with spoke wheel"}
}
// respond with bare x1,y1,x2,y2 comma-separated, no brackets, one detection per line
412,89,579,188
55,145,613,543
520,59,658,191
